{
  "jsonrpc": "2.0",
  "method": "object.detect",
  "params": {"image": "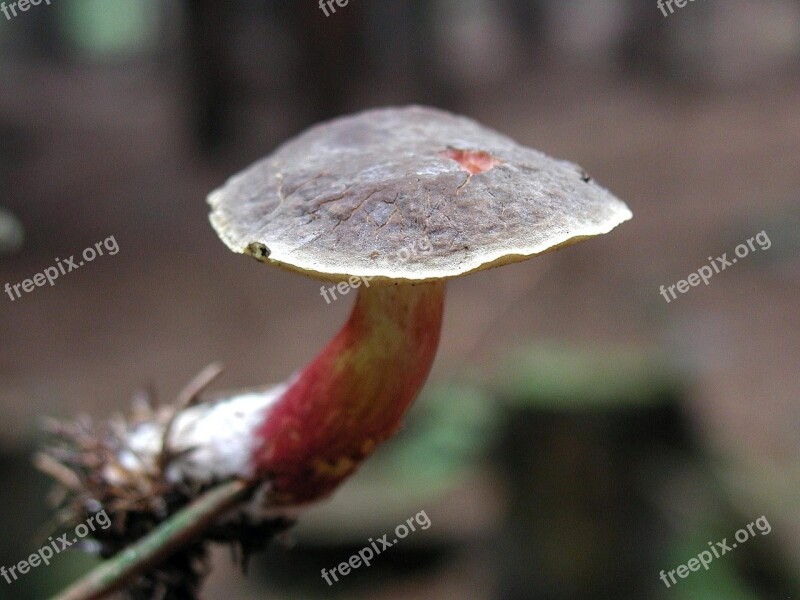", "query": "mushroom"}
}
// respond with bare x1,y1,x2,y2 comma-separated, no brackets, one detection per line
197,105,632,507
93,105,632,513
36,106,632,599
